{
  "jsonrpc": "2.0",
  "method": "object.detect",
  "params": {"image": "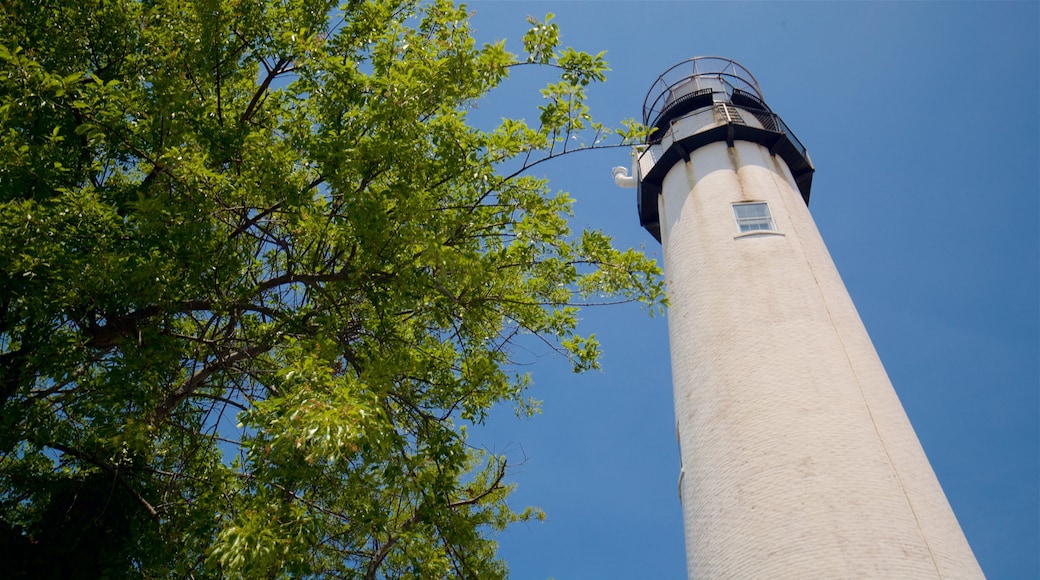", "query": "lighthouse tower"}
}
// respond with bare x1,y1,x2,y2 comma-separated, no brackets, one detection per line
614,58,983,578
